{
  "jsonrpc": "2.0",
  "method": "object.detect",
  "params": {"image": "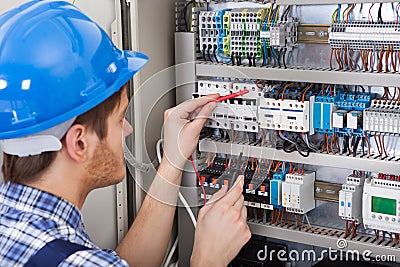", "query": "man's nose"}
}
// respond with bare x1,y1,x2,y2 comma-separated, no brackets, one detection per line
123,119,133,137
